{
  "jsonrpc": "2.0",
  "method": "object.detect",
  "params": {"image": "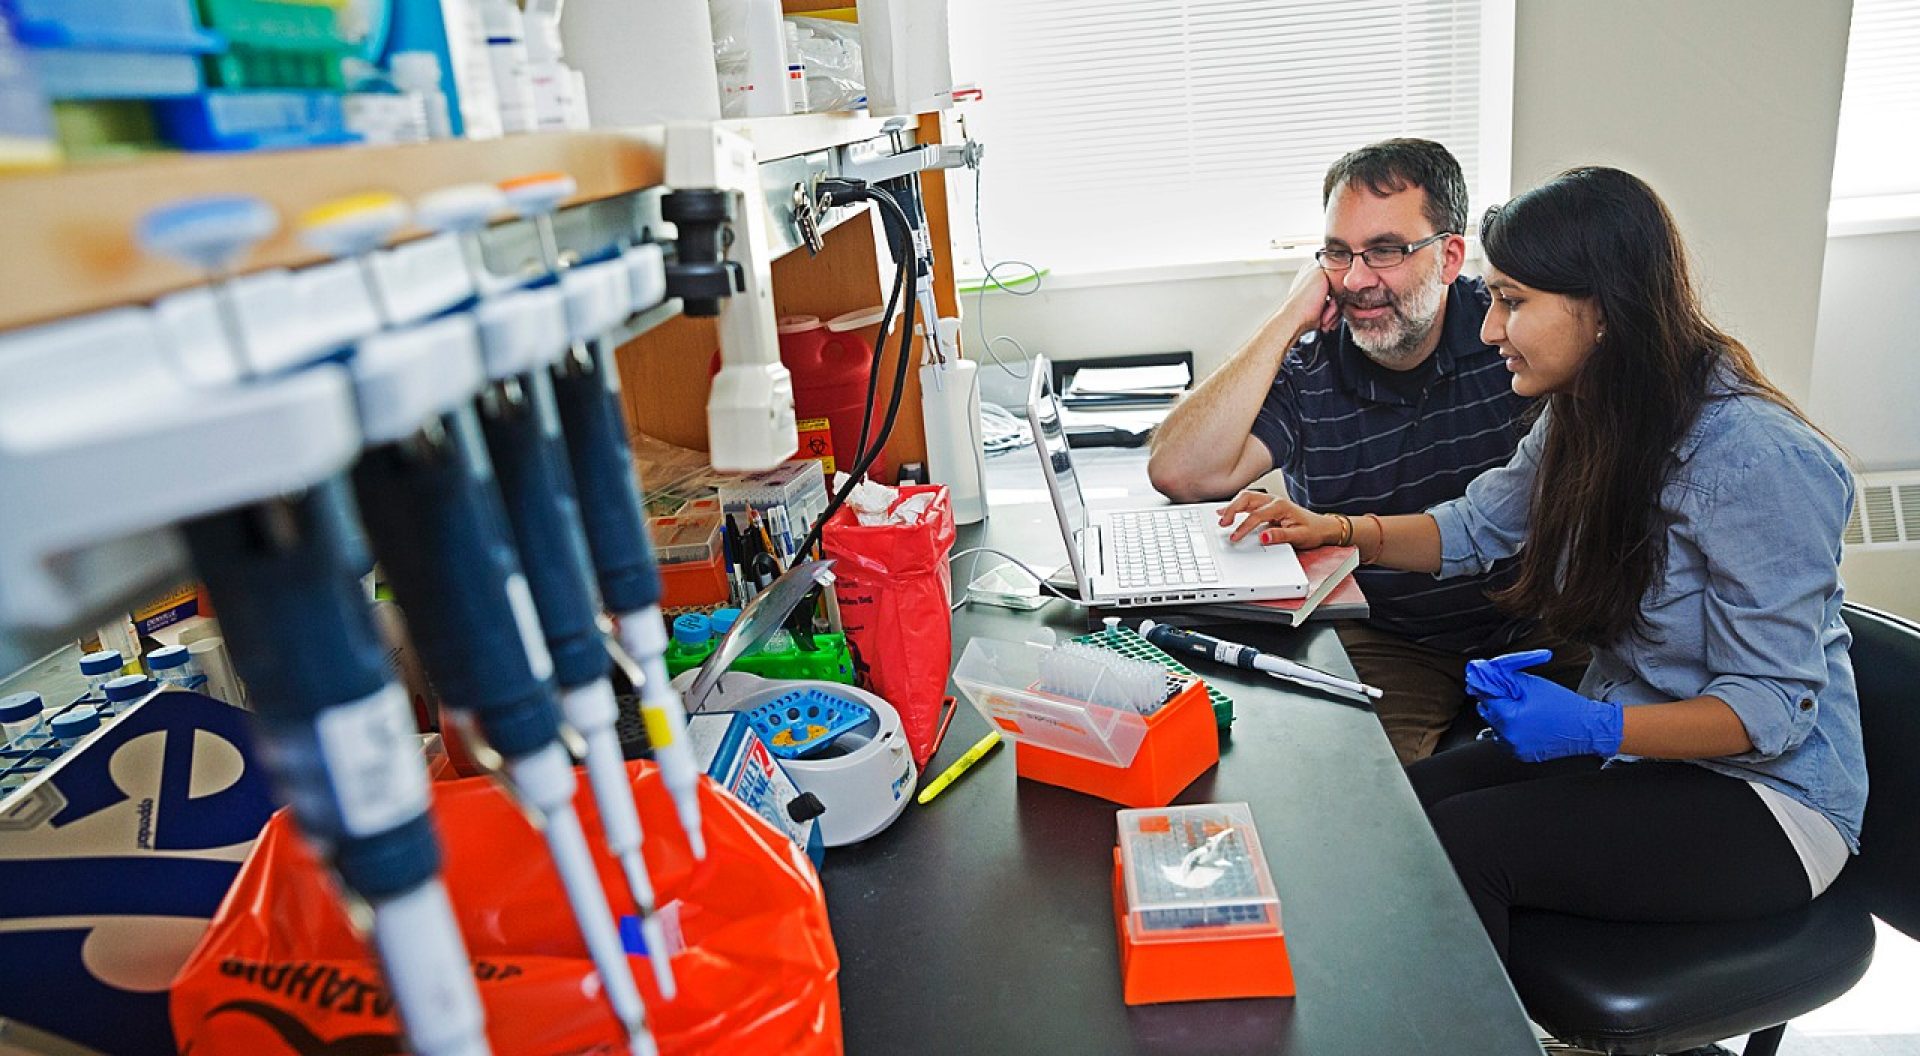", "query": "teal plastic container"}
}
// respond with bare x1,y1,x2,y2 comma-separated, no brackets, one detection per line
197,0,352,89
